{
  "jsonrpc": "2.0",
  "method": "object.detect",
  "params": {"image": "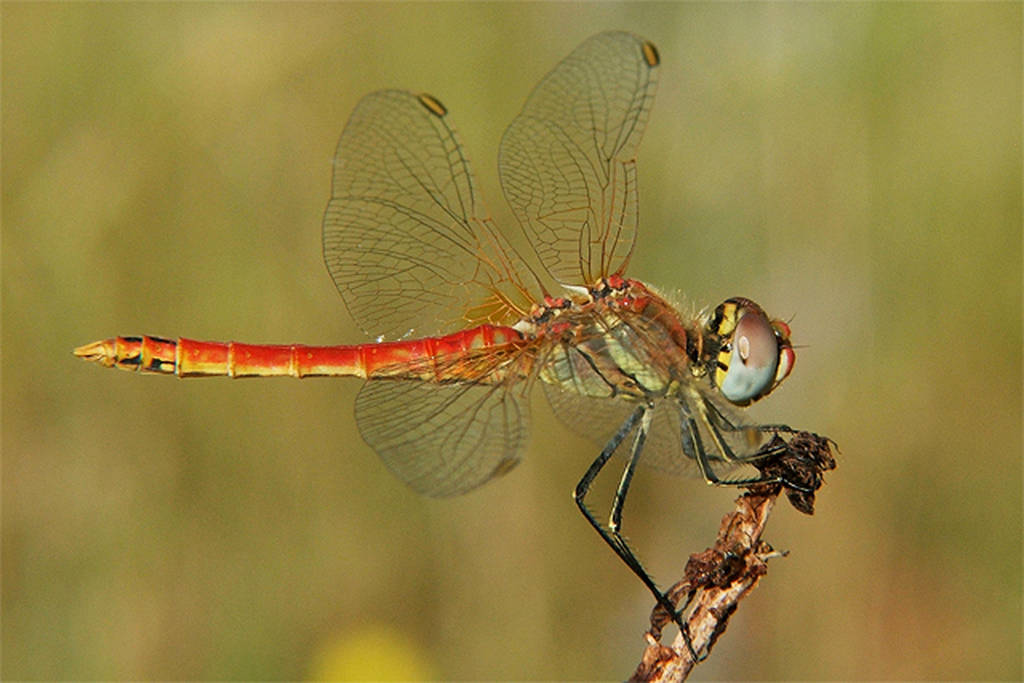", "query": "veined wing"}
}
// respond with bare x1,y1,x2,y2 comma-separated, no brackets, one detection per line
498,31,659,287
353,330,539,497
355,379,531,497
542,373,701,476
323,90,531,341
